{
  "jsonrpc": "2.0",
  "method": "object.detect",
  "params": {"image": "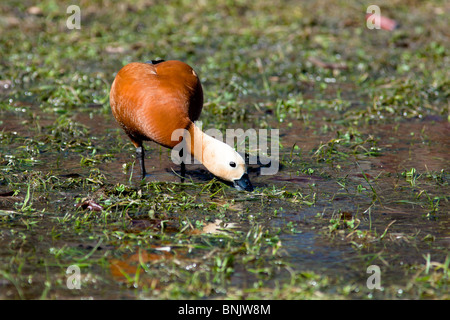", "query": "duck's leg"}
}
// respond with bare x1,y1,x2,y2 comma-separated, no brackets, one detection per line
129,138,146,180
180,162,186,182
136,146,146,180
179,148,185,183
